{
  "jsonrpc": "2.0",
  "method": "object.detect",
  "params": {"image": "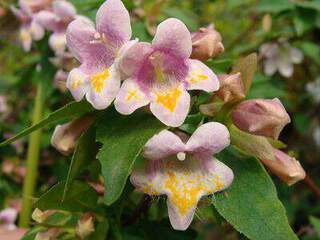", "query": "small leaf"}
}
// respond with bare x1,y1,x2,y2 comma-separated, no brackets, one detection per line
162,8,199,31
257,0,295,13
299,41,320,65
35,181,98,212
230,124,274,160
96,109,166,205
63,126,98,199
231,53,257,94
213,149,298,240
0,101,94,147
